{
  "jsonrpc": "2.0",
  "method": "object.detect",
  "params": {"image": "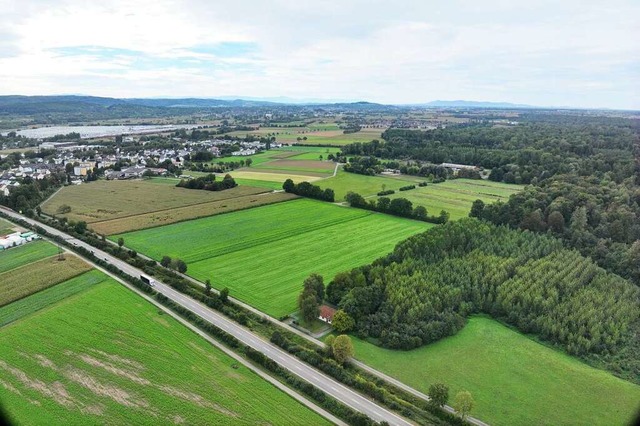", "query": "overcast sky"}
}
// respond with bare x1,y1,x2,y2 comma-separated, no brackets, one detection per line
0,0,638,109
